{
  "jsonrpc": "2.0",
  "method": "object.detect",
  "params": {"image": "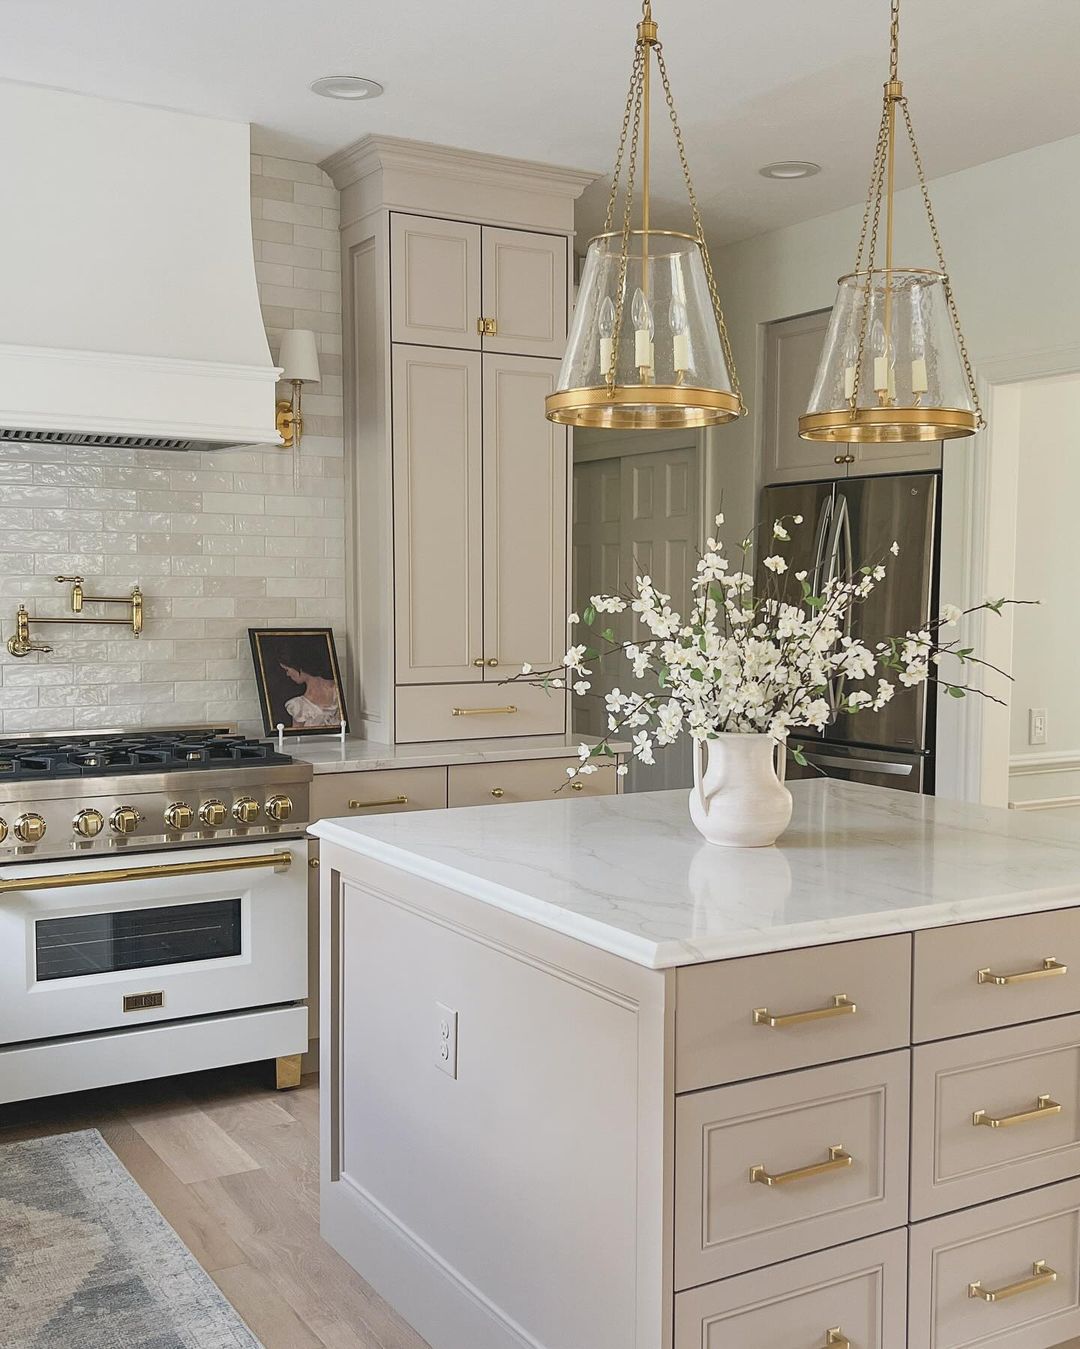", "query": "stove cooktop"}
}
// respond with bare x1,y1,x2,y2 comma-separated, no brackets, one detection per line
0,730,294,782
